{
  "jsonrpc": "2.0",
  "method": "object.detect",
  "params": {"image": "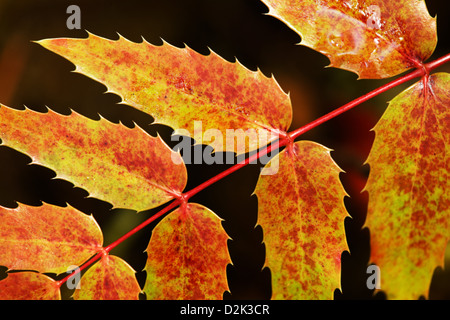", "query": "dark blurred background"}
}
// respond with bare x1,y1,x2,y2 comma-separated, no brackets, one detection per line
0,0,449,300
